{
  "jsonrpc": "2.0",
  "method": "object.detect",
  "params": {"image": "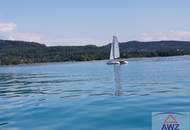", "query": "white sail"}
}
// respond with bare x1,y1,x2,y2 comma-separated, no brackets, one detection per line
109,40,114,60
109,36,120,60
113,36,120,59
